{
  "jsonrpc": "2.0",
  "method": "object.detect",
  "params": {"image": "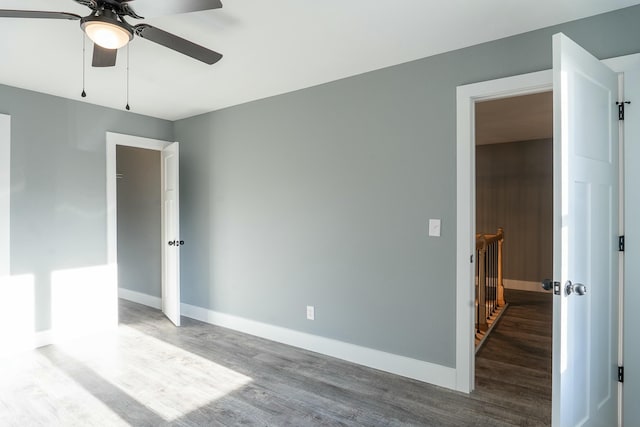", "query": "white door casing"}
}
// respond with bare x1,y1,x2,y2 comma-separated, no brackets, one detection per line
552,33,619,427
455,70,553,392
0,114,9,277
161,142,181,326
106,132,181,325
456,40,627,423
